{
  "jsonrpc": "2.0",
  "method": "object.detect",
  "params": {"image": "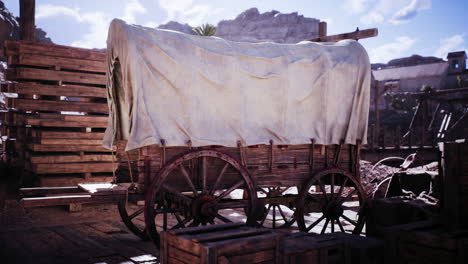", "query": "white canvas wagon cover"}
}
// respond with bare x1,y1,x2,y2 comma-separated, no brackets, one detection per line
103,19,371,151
